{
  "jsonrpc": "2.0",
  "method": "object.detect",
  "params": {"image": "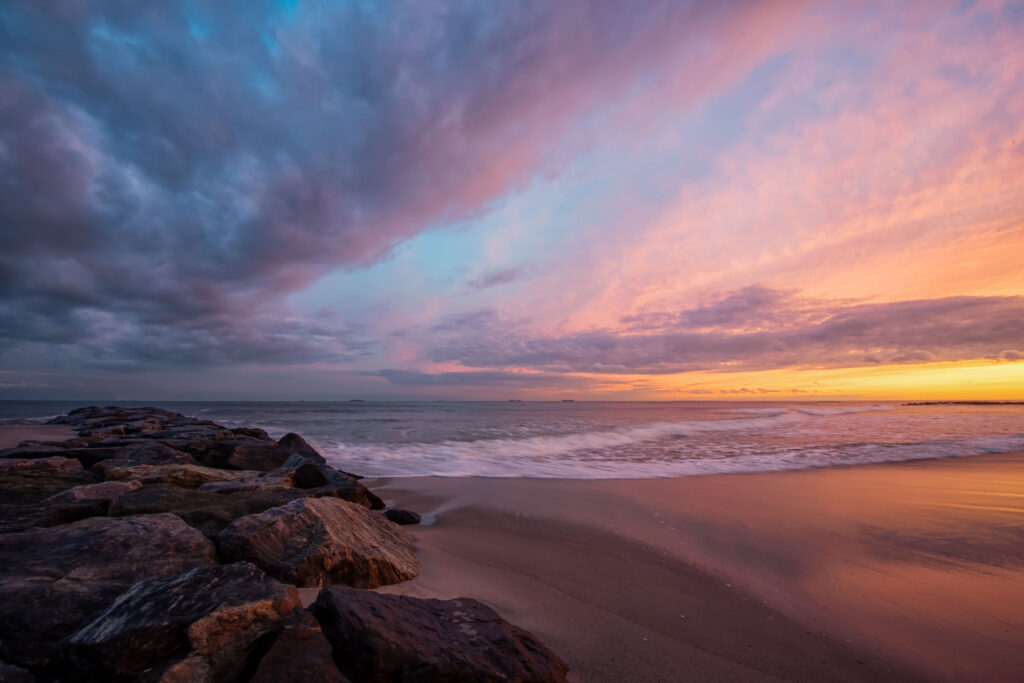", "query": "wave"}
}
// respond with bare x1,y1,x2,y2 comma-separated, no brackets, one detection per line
0,416,58,426
324,431,1024,479
795,405,894,416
